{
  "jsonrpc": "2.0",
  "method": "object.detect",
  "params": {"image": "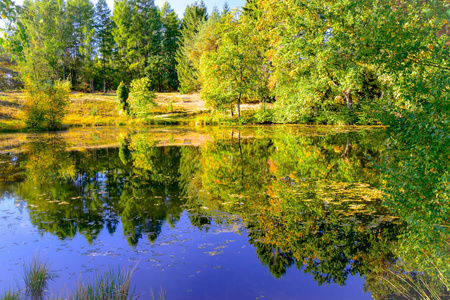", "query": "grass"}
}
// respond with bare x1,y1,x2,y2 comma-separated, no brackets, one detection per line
0,291,21,300
150,287,167,300
0,91,274,132
0,91,209,131
67,267,135,300
22,256,53,300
